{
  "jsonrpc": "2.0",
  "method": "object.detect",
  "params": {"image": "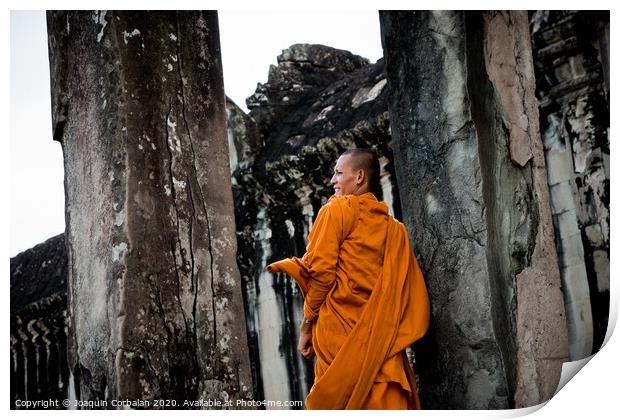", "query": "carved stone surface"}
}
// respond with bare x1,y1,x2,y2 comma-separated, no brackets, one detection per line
531,10,610,358
380,10,568,408
11,234,69,408
46,11,252,404
246,44,370,143
11,234,67,313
